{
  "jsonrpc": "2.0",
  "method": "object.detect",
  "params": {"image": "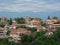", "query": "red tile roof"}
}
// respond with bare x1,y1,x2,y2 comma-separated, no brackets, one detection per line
36,25,43,29
0,27,3,30
11,22,19,26
10,28,30,35
31,19,40,25
17,28,29,34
